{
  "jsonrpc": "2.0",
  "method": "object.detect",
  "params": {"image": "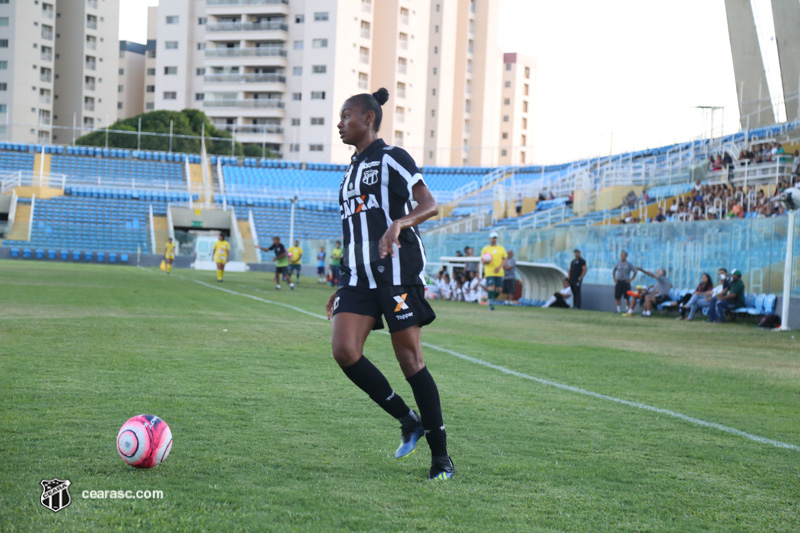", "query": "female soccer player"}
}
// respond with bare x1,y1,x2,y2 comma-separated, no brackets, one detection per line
213,233,230,282
164,237,176,274
325,88,454,481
